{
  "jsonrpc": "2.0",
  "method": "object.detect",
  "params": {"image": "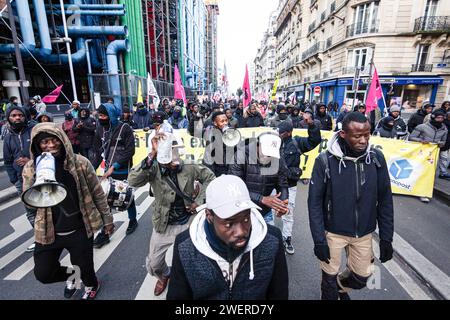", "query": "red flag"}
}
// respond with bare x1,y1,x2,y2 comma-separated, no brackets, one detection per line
365,67,383,113
242,65,252,107
42,84,63,103
174,64,187,106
